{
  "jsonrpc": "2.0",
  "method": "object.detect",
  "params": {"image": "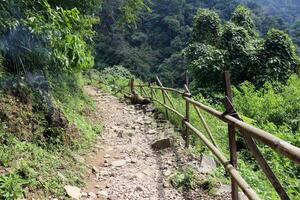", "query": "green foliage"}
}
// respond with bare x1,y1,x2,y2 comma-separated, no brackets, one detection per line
290,20,300,54
84,66,136,98
233,75,300,198
23,3,98,72
0,173,26,200
231,5,255,35
47,0,104,14
234,75,300,135
186,5,300,93
0,0,98,74
184,43,225,93
253,29,300,84
192,9,222,45
170,167,200,191
120,0,151,25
